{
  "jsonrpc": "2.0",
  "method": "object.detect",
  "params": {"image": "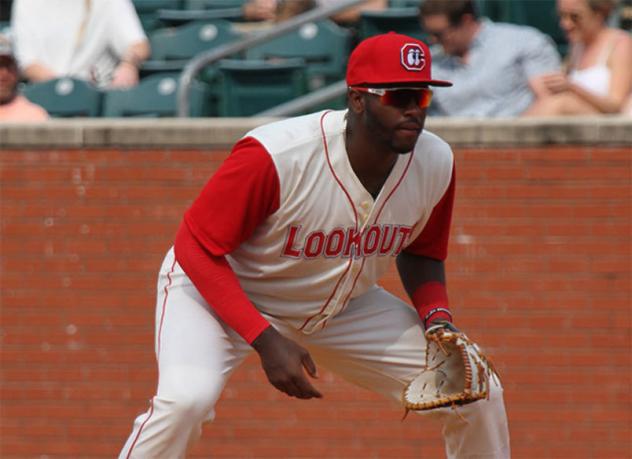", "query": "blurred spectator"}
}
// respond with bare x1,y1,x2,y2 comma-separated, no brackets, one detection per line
0,36,48,121
620,0,632,30
317,0,387,26
236,0,316,33
277,0,317,21
525,0,632,116
242,0,386,24
419,0,561,117
10,0,150,89
243,0,278,21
